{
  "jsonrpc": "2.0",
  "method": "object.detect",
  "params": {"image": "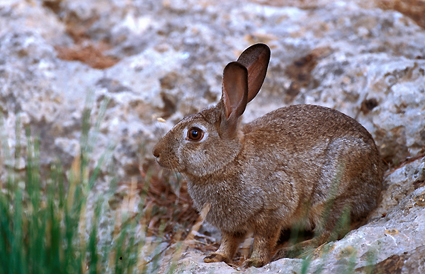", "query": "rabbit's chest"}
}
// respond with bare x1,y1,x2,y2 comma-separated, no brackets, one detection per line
187,179,263,231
